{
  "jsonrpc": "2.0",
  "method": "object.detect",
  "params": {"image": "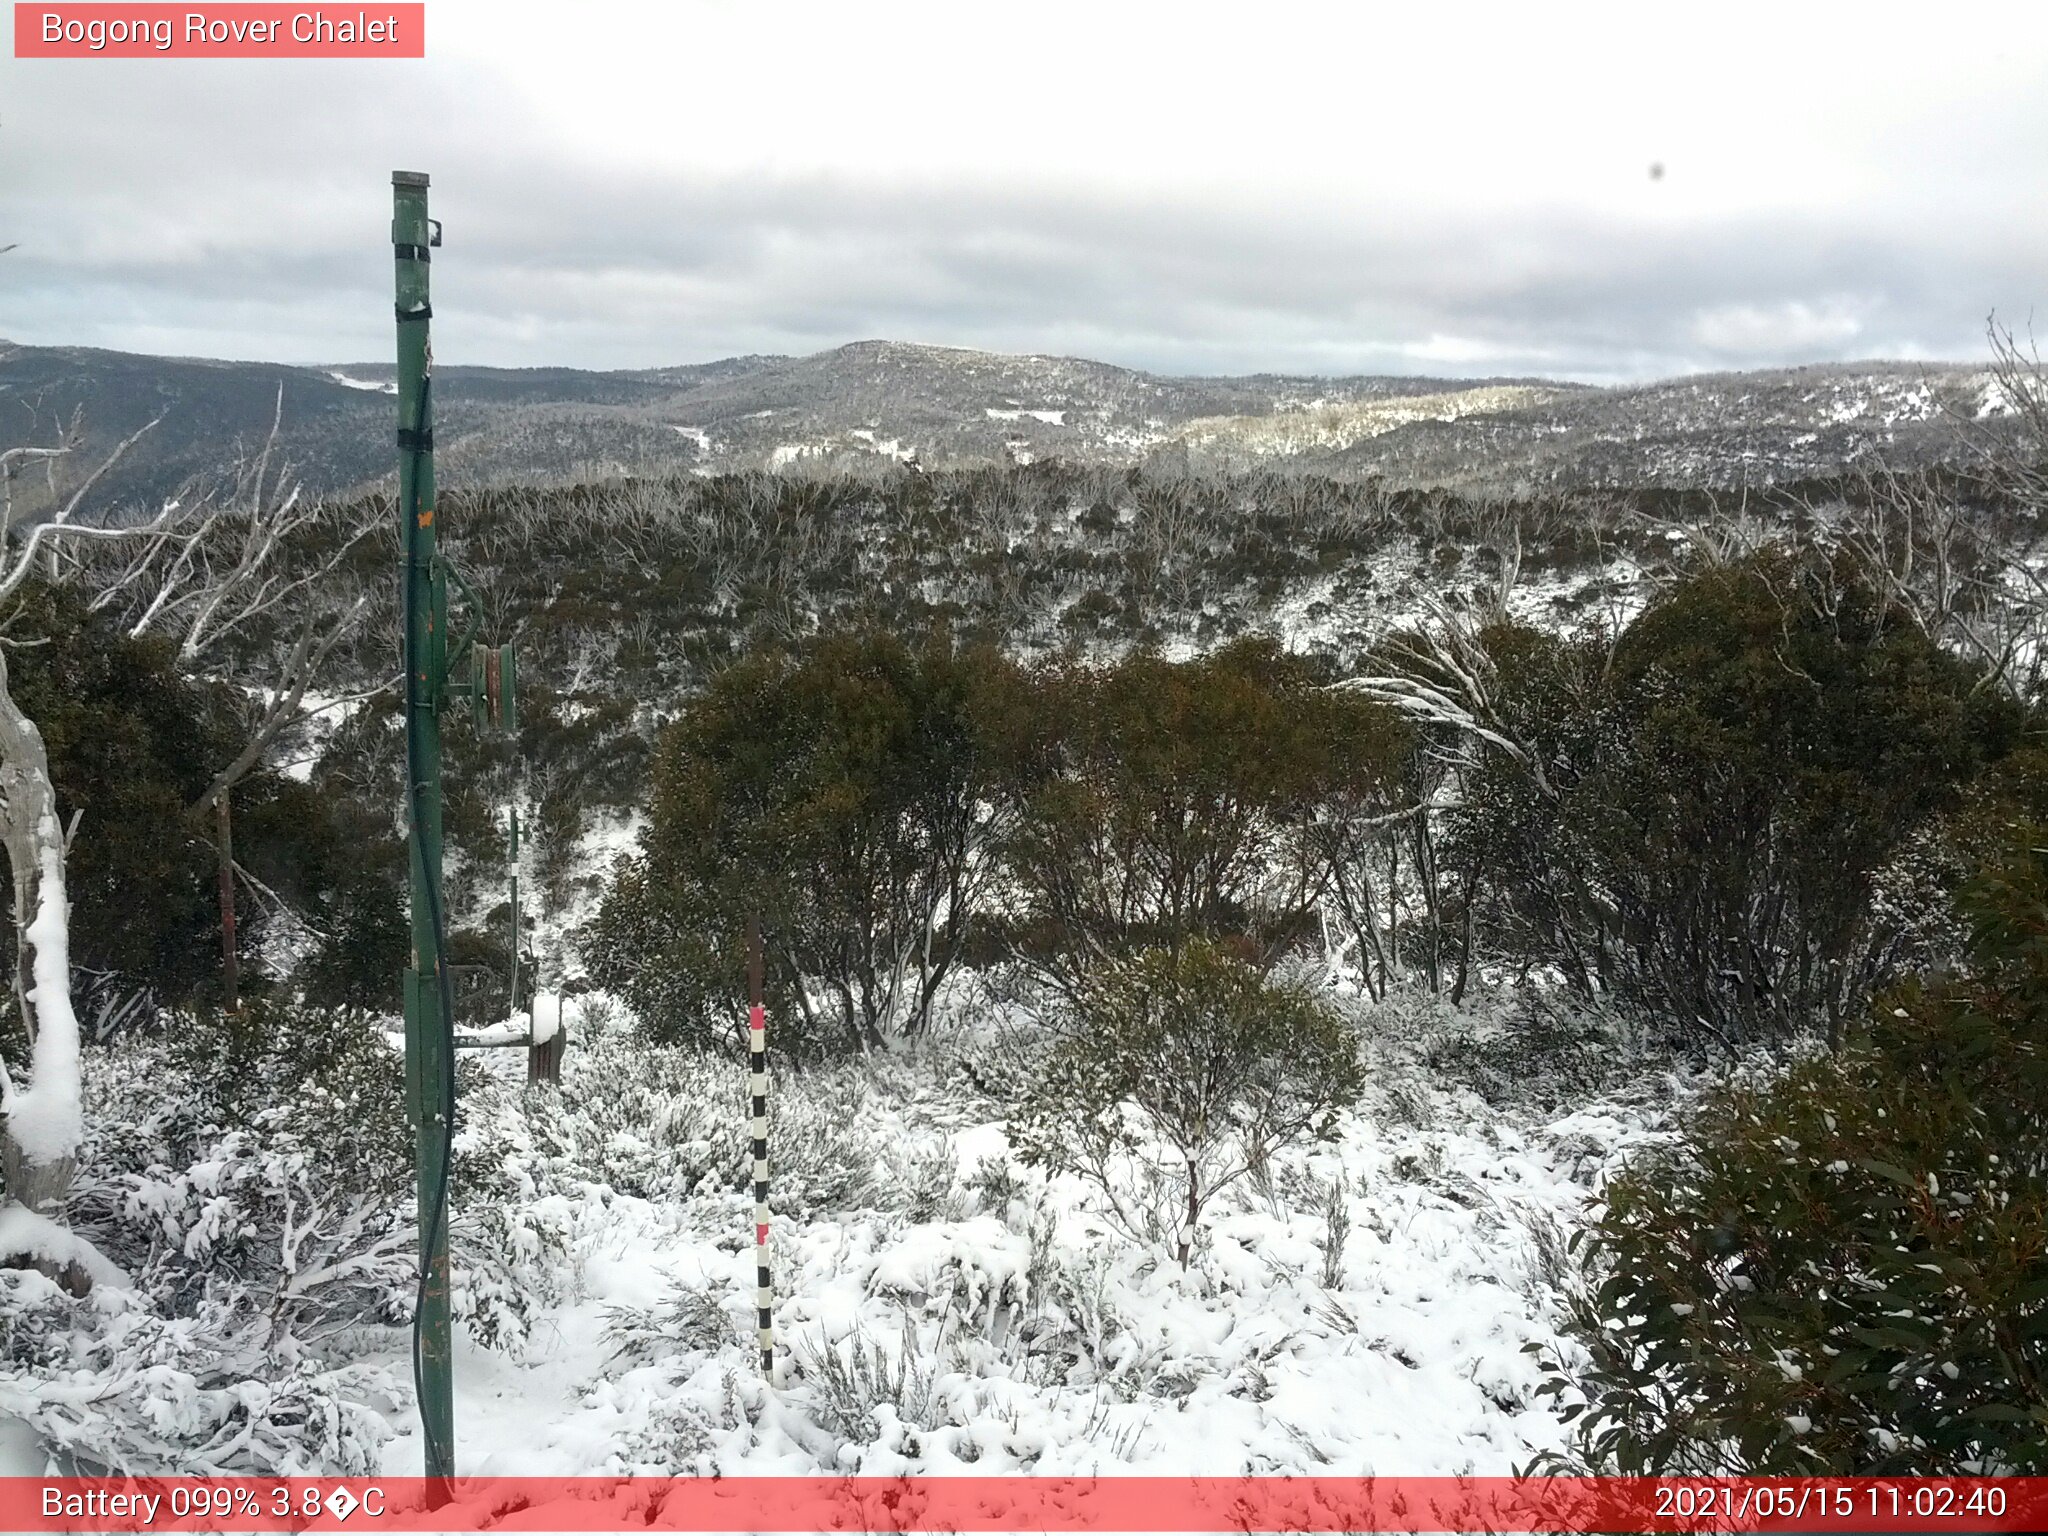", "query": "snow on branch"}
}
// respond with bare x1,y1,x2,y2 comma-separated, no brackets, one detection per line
1337,595,1556,798
0,1205,127,1291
